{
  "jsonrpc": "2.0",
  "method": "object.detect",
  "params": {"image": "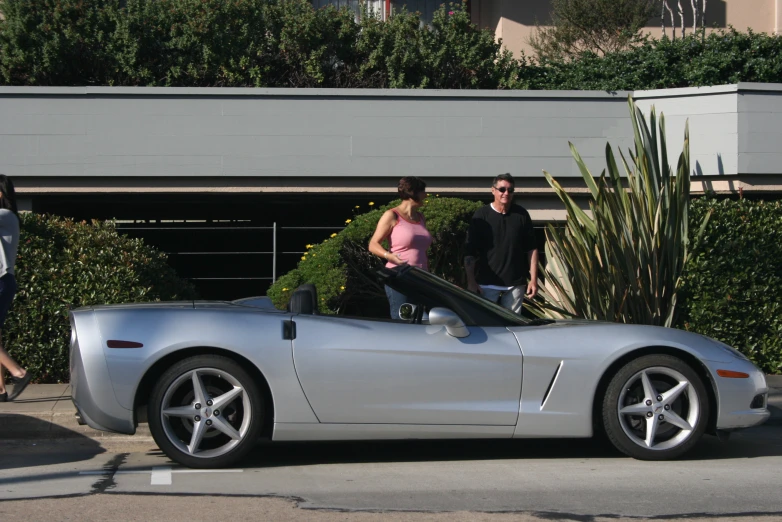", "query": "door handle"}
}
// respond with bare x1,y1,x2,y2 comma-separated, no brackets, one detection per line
282,320,296,340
